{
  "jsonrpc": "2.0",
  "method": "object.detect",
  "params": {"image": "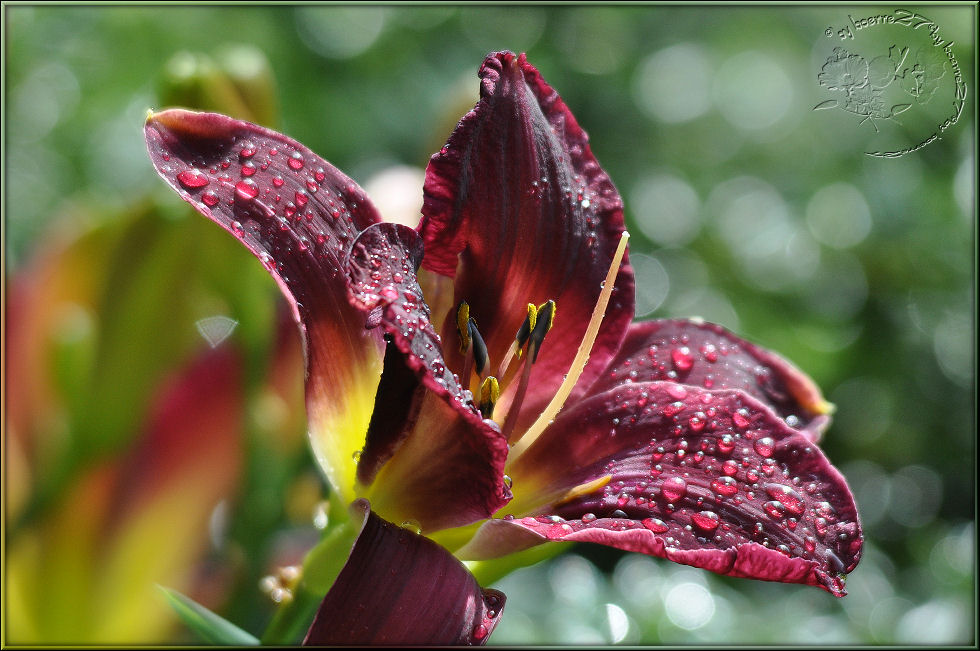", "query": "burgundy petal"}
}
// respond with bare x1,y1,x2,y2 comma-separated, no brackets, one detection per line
346,223,512,531
588,319,833,440
304,499,505,646
420,51,633,430
494,382,861,595
144,109,387,501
